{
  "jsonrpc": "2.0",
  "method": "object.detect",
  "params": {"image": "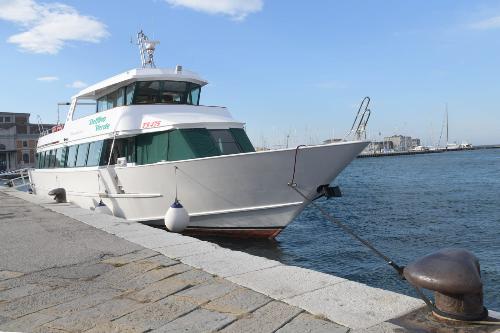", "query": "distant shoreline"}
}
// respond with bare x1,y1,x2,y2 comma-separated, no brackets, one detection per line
357,145,500,158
